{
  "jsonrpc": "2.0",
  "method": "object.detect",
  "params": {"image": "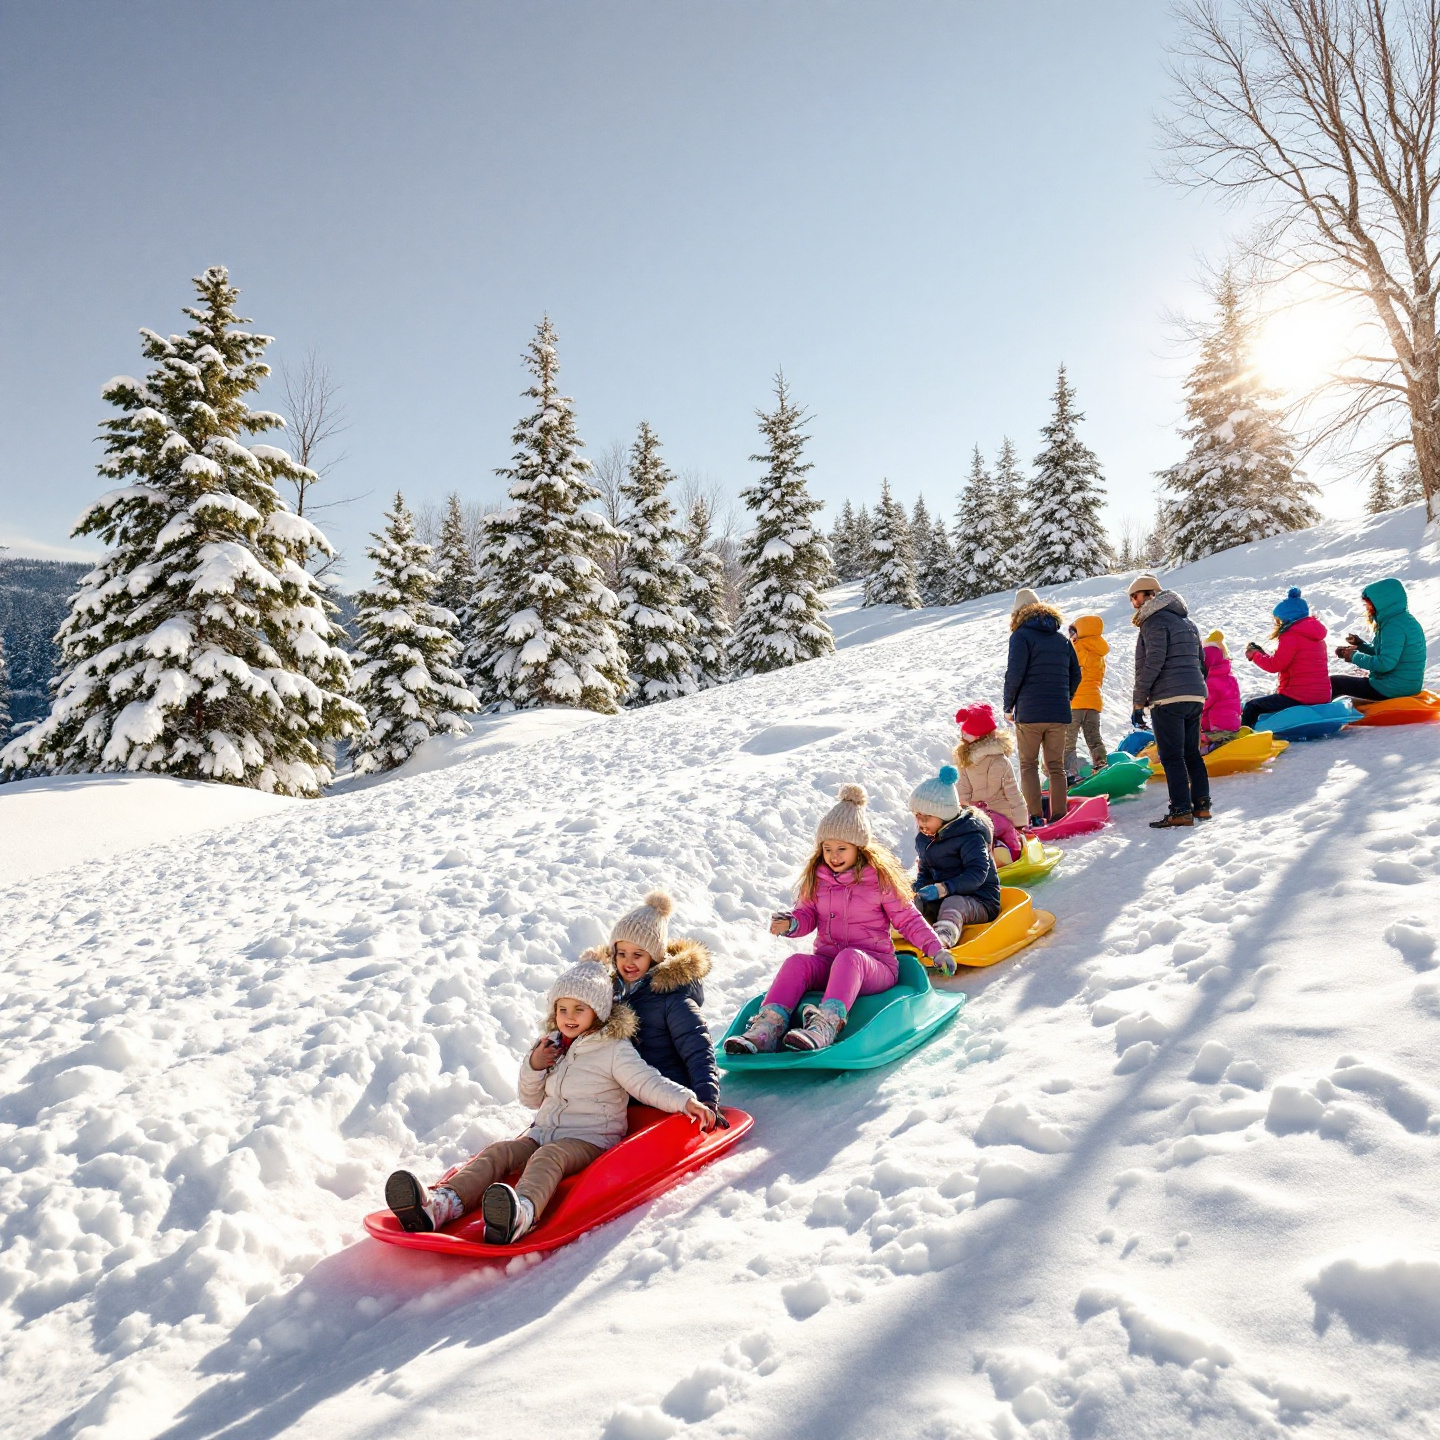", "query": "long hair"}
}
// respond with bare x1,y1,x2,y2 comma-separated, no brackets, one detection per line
1269,615,1294,640
797,839,914,903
